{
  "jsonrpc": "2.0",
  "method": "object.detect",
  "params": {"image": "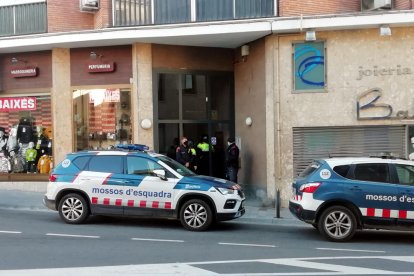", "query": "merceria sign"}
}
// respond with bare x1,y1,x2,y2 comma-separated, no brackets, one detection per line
10,67,38,78
0,97,36,111
87,62,115,73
